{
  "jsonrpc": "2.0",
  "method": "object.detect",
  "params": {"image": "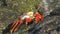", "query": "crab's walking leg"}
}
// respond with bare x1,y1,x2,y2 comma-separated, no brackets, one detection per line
11,19,19,29
14,20,23,32
10,19,19,33
25,22,28,29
